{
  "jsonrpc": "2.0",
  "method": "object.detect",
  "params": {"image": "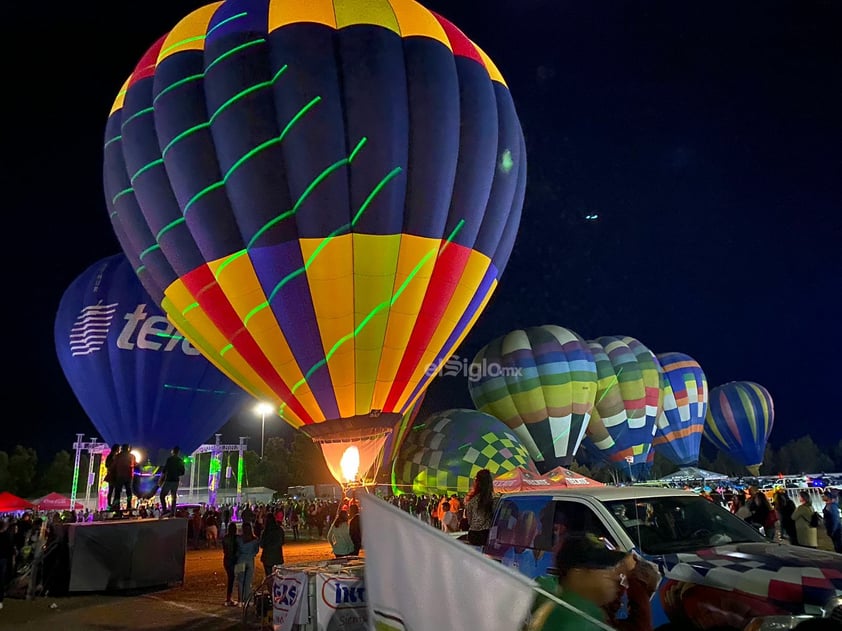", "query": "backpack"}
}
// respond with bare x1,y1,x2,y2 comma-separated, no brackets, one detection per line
810,512,820,528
